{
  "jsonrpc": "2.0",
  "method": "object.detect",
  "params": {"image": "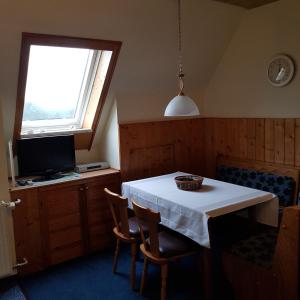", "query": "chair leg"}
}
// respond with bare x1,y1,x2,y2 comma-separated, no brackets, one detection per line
140,257,148,295
130,242,137,290
161,264,168,300
112,238,120,273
